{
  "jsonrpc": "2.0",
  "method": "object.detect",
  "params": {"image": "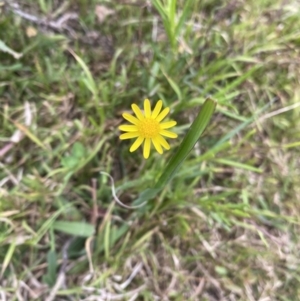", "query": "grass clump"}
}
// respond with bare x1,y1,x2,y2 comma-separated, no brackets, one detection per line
1,0,300,300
